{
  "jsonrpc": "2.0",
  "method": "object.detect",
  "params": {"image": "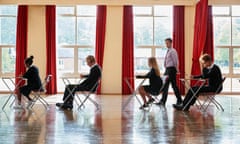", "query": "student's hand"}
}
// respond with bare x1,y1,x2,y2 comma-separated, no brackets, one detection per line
18,73,23,77
80,74,84,78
